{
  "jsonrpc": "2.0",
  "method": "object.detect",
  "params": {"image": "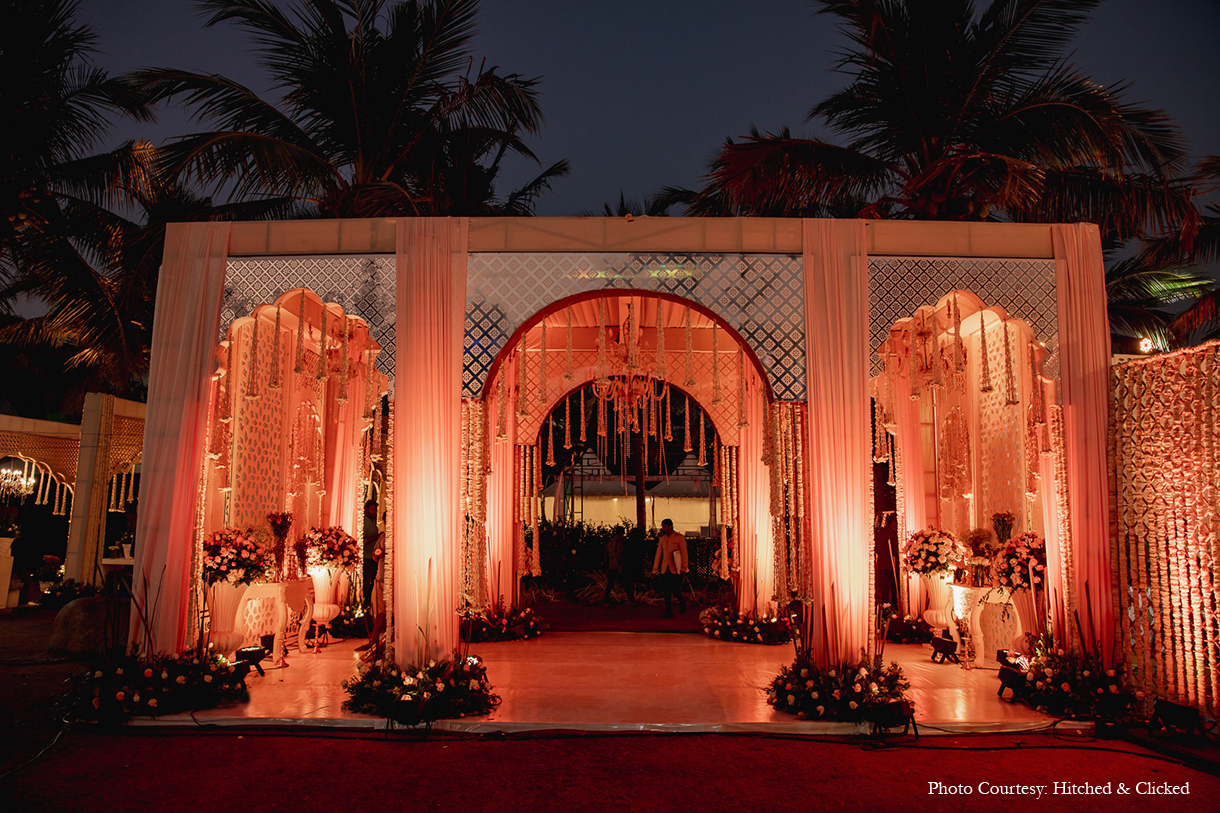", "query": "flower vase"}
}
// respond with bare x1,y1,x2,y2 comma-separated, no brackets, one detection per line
921,572,953,630
310,567,345,630
1010,589,1038,638
206,581,249,655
